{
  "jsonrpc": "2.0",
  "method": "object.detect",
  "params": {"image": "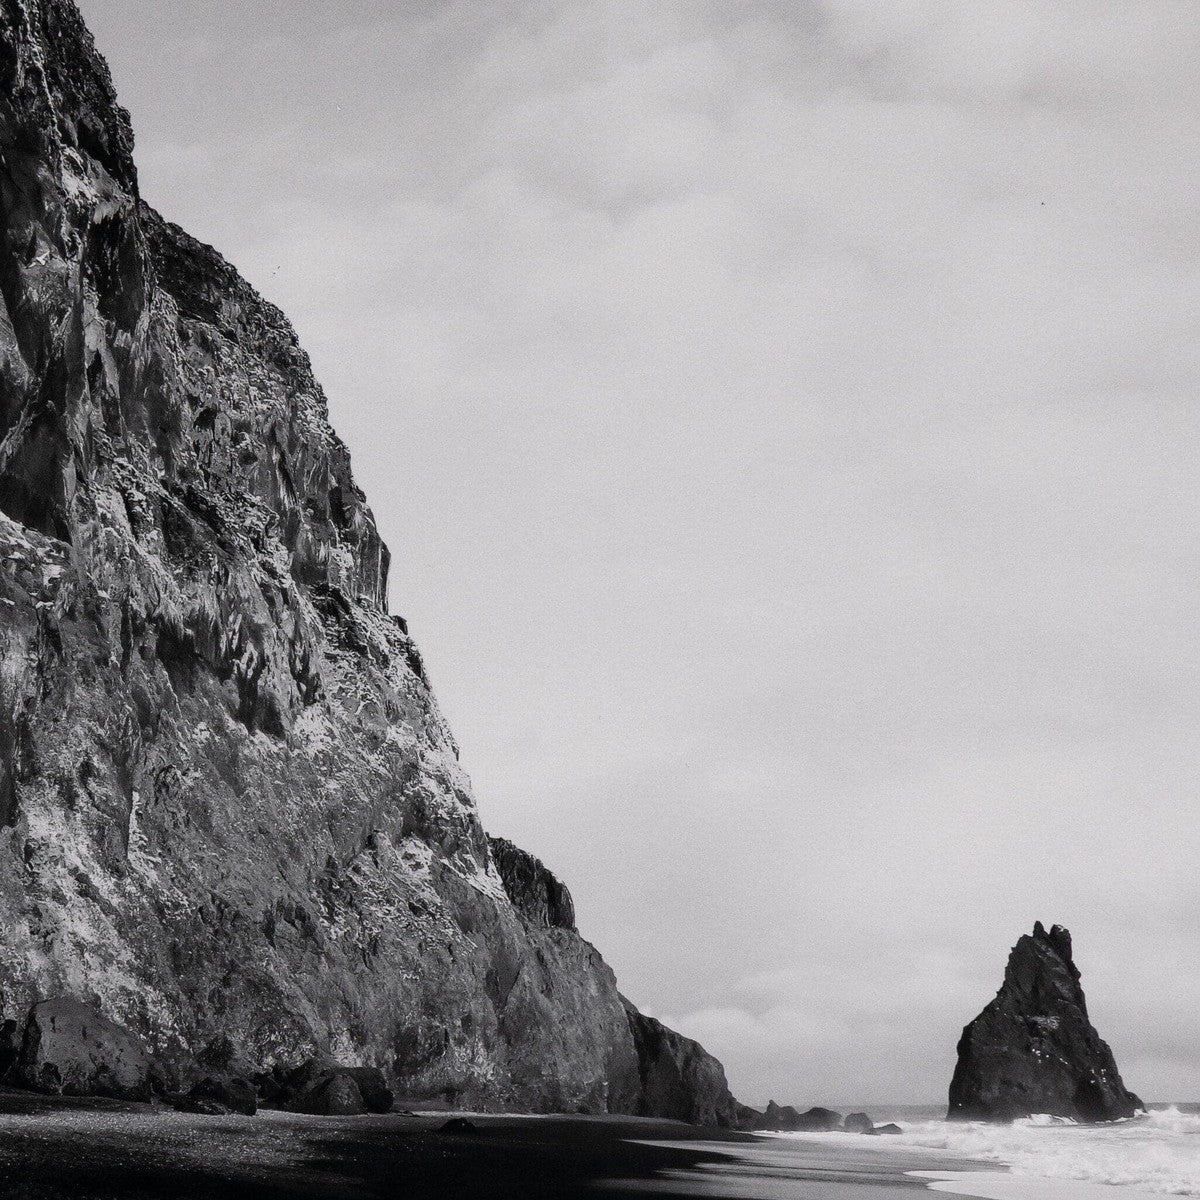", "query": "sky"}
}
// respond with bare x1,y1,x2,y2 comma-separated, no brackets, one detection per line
76,0,1200,1106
